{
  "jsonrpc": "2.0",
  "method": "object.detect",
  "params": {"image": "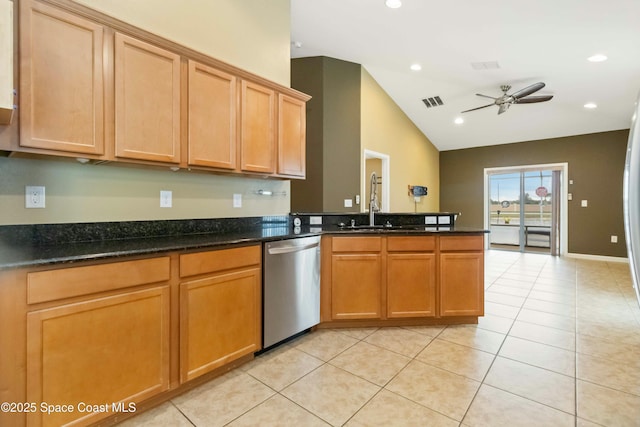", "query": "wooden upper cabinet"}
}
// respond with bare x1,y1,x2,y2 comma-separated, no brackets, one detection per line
240,80,275,174
187,60,237,170
114,33,181,163
277,94,306,178
19,0,105,155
